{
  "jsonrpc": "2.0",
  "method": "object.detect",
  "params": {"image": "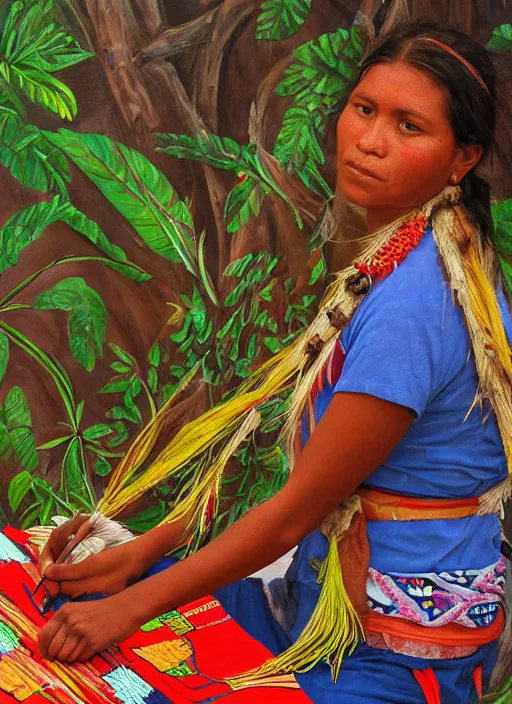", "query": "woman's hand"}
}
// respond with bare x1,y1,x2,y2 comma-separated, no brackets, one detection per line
43,540,145,598
38,593,142,662
38,514,90,576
